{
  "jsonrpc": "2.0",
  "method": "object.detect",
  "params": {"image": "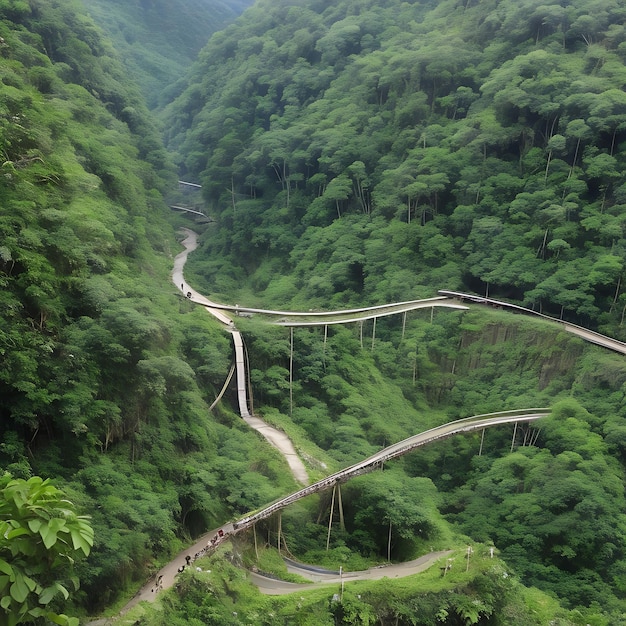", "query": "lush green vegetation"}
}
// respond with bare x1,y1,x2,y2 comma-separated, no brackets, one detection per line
4,0,626,623
0,473,93,626
0,1,297,618
168,0,626,333
157,0,626,620
121,543,591,625
81,0,254,109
